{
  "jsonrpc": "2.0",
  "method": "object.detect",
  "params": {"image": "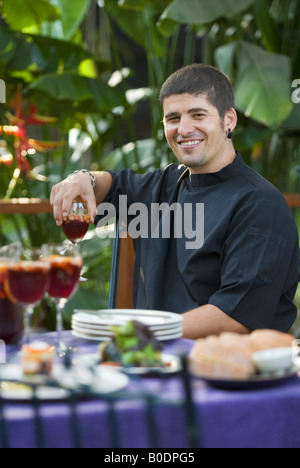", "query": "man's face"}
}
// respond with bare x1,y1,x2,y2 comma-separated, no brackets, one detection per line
163,93,232,174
